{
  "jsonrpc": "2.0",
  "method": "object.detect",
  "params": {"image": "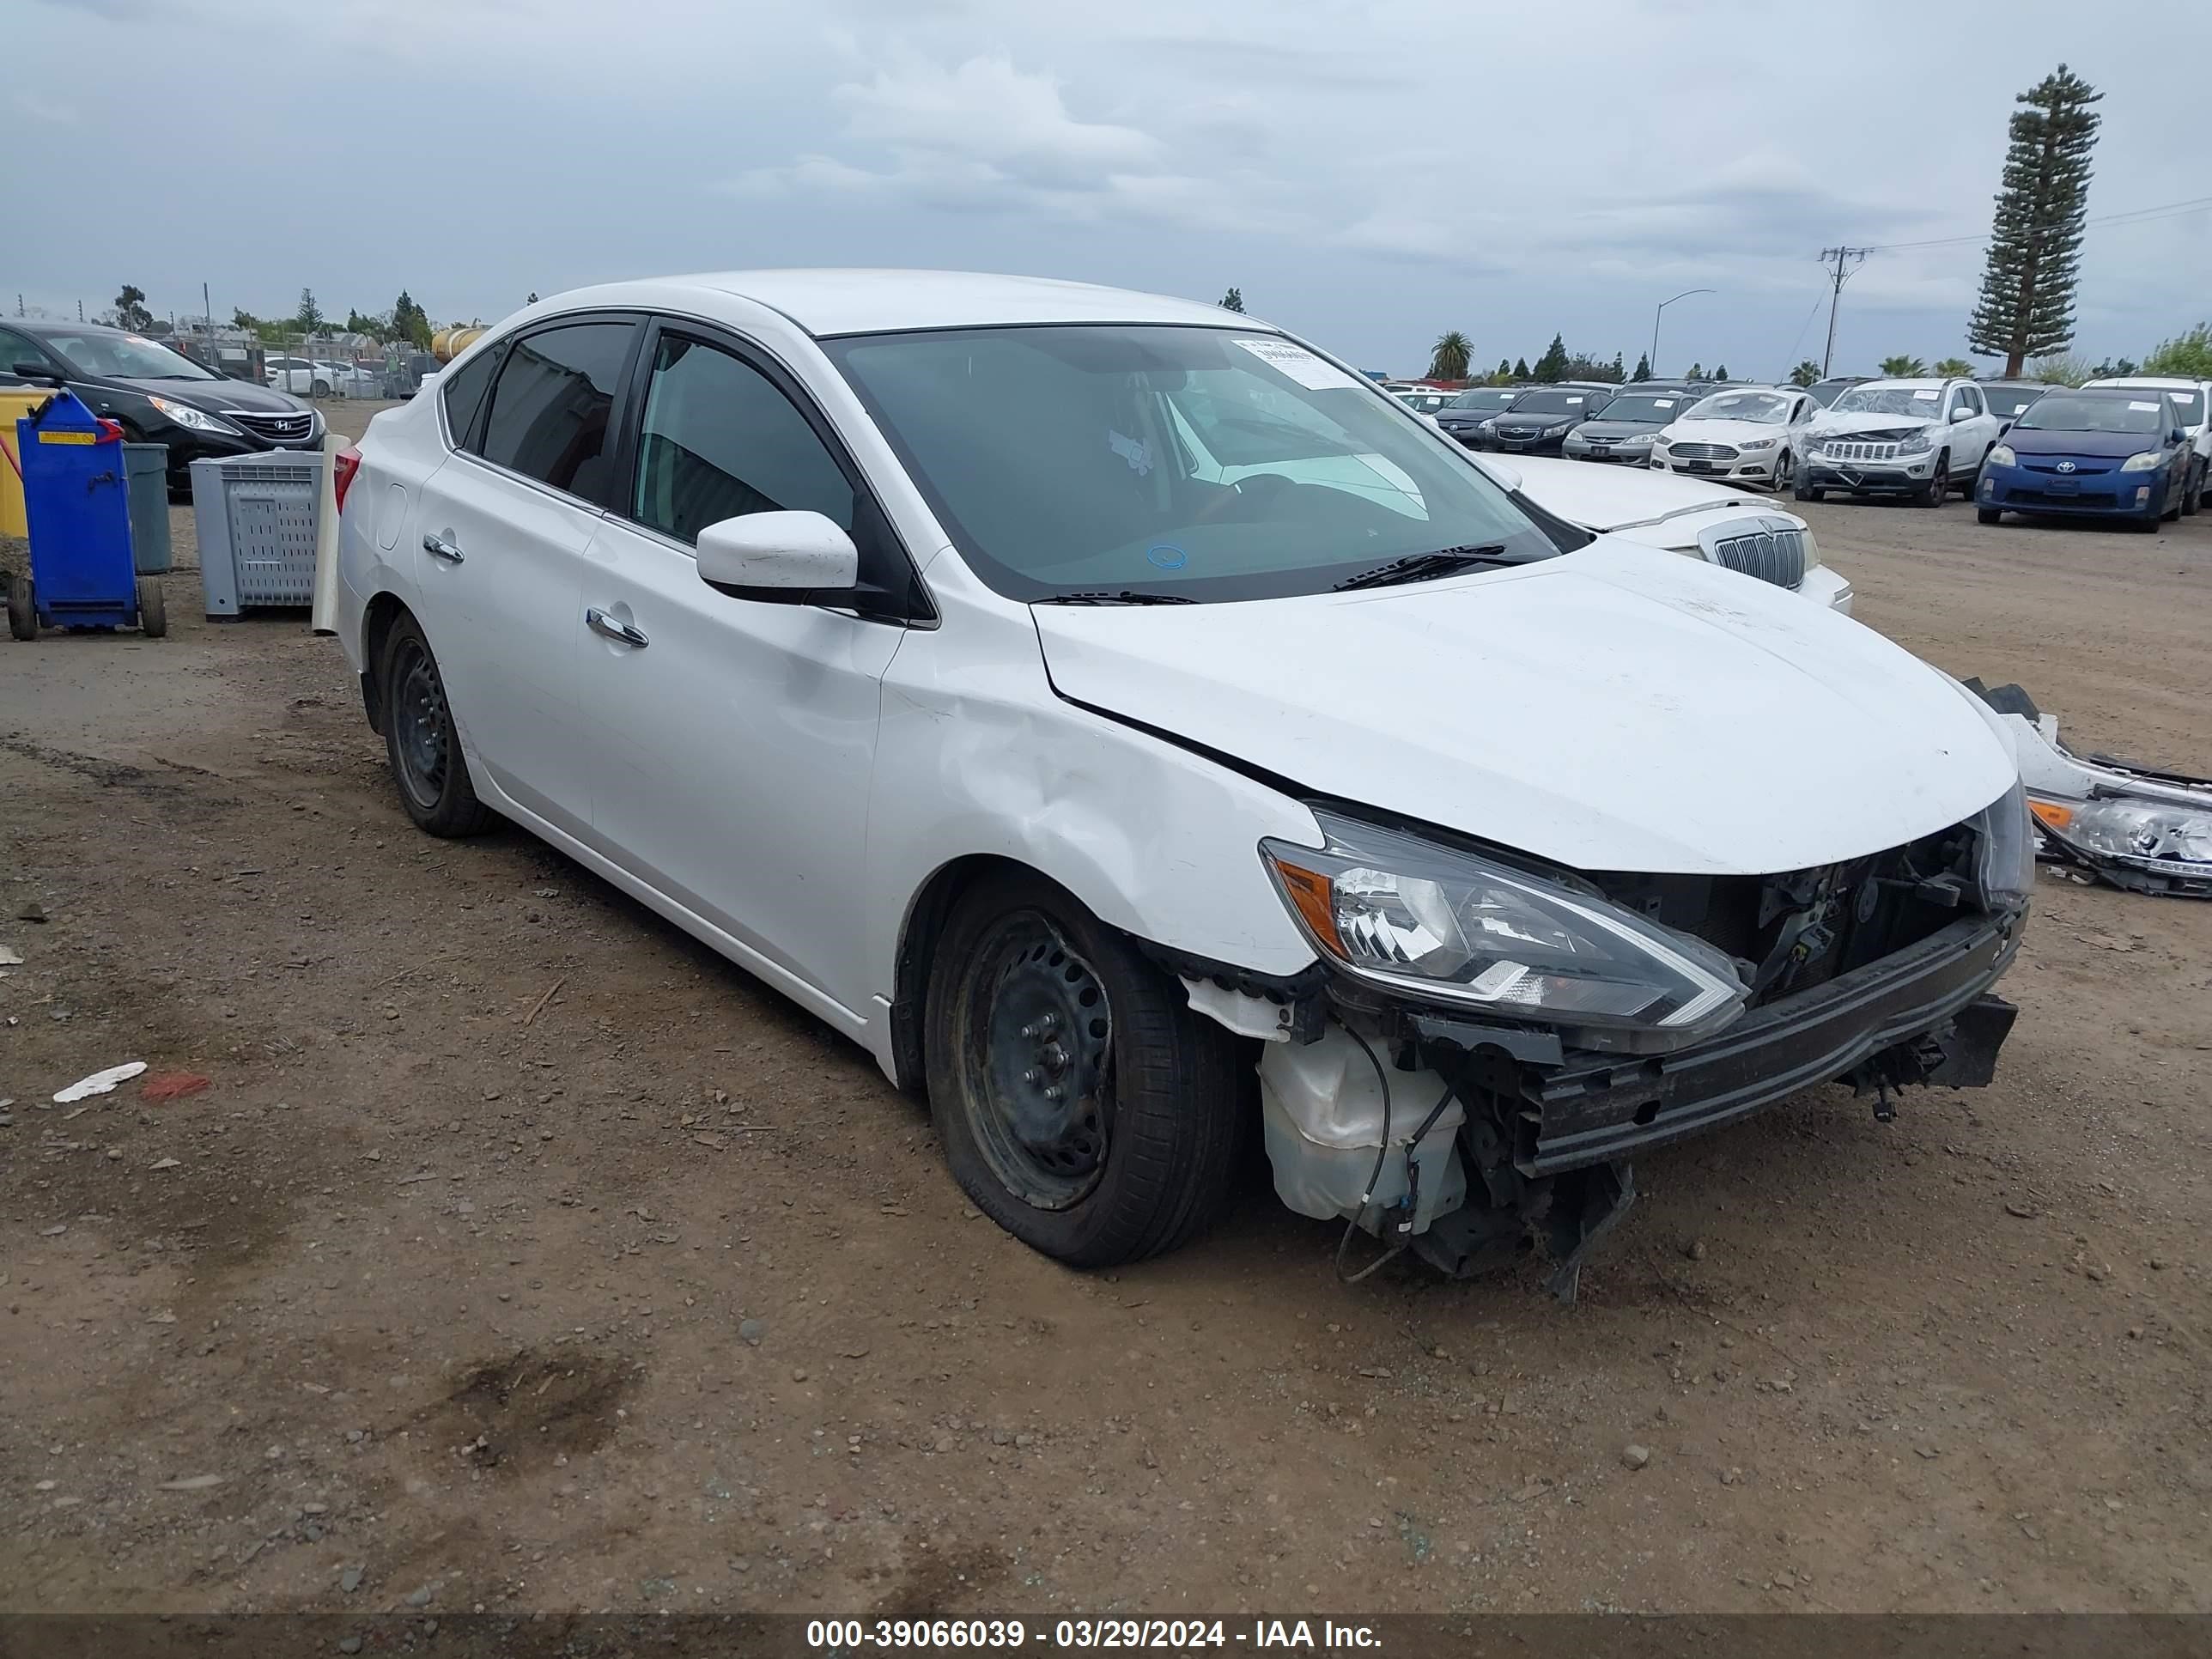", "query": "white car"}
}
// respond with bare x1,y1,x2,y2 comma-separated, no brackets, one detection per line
264,355,328,396
1800,378,2004,505
1648,386,1819,490
1501,453,1851,612
332,270,2028,1295
2083,375,2210,514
